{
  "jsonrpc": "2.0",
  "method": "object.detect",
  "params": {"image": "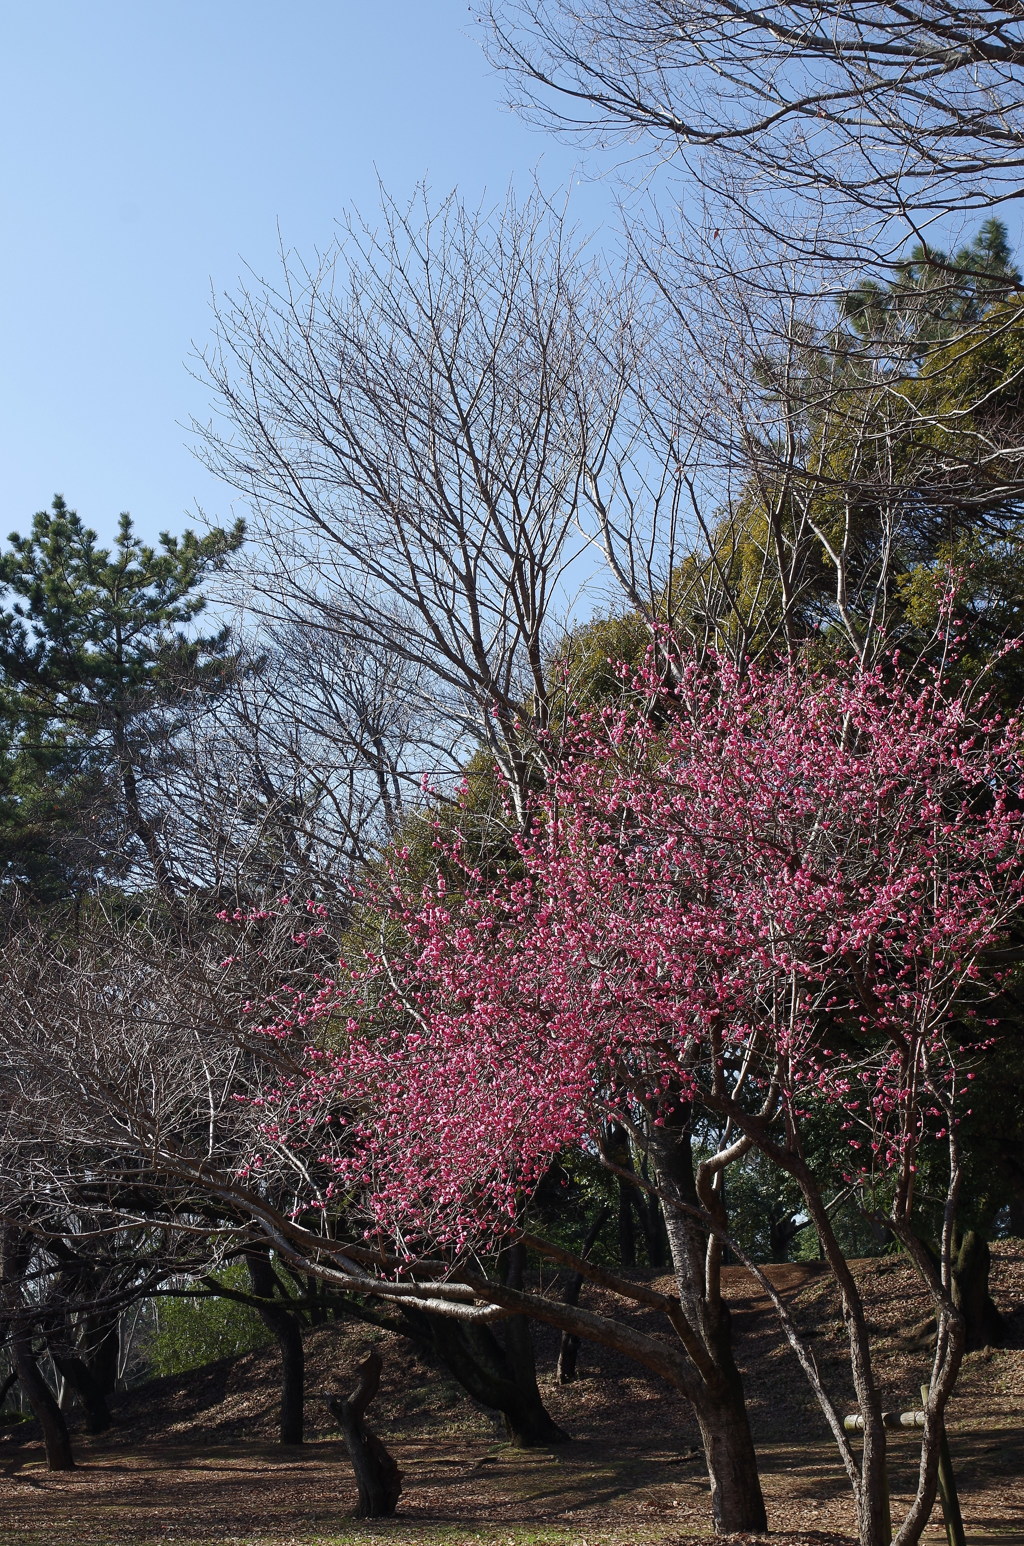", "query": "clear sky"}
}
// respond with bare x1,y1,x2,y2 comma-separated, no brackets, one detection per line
1,2,610,546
